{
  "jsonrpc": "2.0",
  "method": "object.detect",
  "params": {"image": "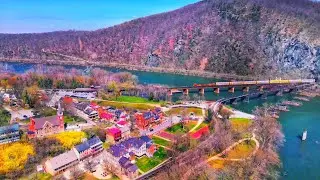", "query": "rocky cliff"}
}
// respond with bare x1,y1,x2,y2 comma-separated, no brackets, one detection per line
0,0,319,79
